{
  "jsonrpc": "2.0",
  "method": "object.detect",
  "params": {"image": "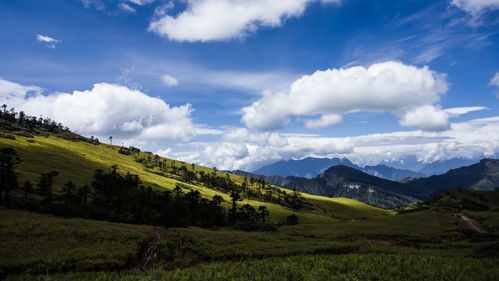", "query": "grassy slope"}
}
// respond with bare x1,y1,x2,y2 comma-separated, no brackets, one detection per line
0,135,391,223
